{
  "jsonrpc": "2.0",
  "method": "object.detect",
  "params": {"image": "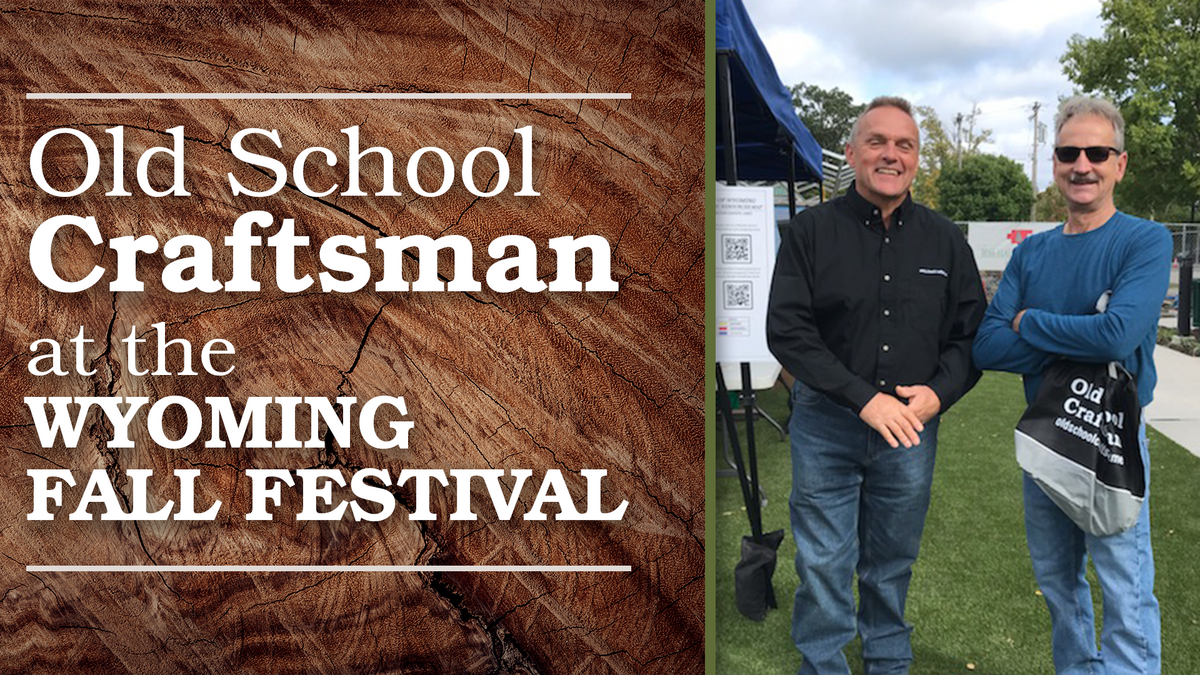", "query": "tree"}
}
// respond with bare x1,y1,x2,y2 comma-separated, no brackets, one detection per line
1035,184,1069,222
790,82,864,150
936,153,1034,221
911,106,993,209
1062,0,1200,221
